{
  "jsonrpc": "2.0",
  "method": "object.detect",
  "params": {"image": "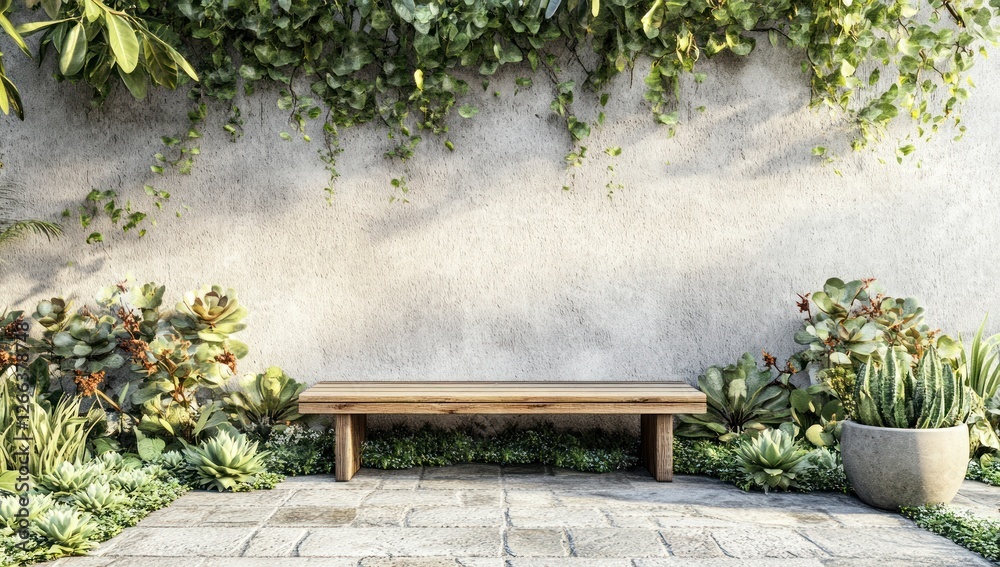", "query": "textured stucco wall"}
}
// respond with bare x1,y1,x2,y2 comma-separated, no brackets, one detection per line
2,42,1000,430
